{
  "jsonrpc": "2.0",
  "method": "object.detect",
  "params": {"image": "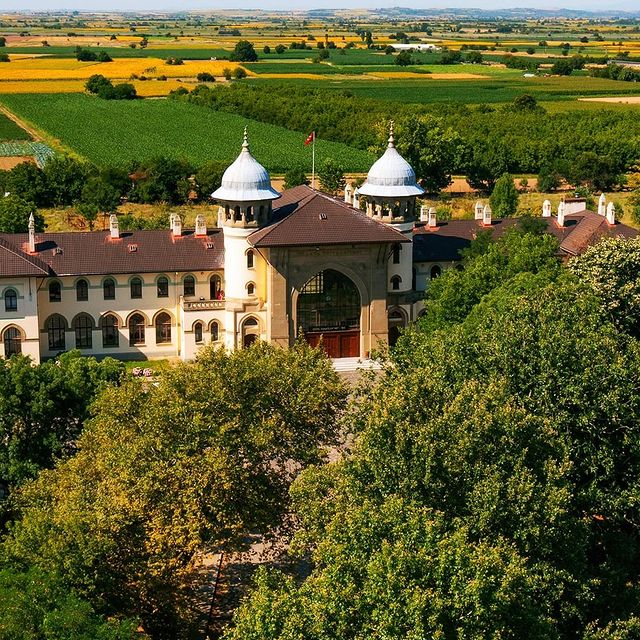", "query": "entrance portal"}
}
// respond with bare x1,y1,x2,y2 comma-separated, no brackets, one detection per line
297,269,361,359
